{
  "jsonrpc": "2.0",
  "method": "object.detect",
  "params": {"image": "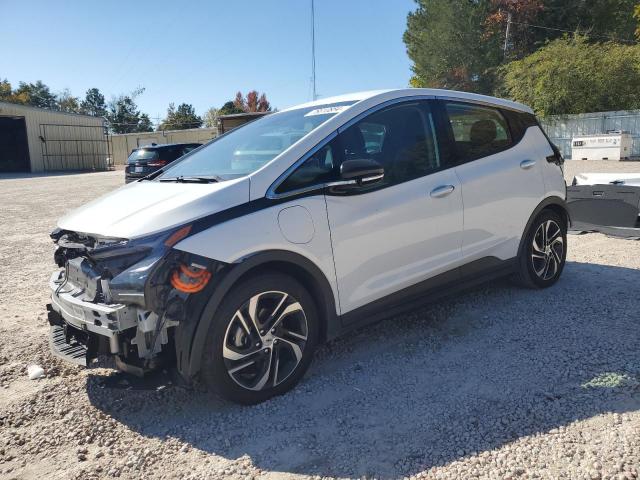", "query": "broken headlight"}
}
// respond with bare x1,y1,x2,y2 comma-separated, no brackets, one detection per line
100,226,194,307
52,224,197,309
